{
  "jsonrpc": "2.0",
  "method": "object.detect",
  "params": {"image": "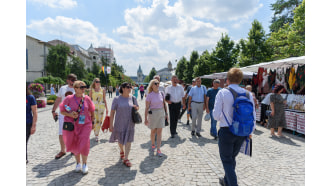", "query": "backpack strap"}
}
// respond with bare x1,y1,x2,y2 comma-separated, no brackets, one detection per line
225,87,238,100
